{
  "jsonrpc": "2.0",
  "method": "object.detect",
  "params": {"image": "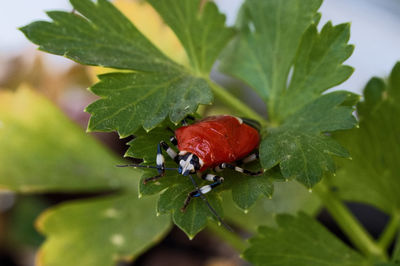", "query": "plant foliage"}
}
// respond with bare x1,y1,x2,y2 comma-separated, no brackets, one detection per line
331,62,400,214
21,0,357,239
244,213,369,266
220,0,357,187
244,62,400,266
